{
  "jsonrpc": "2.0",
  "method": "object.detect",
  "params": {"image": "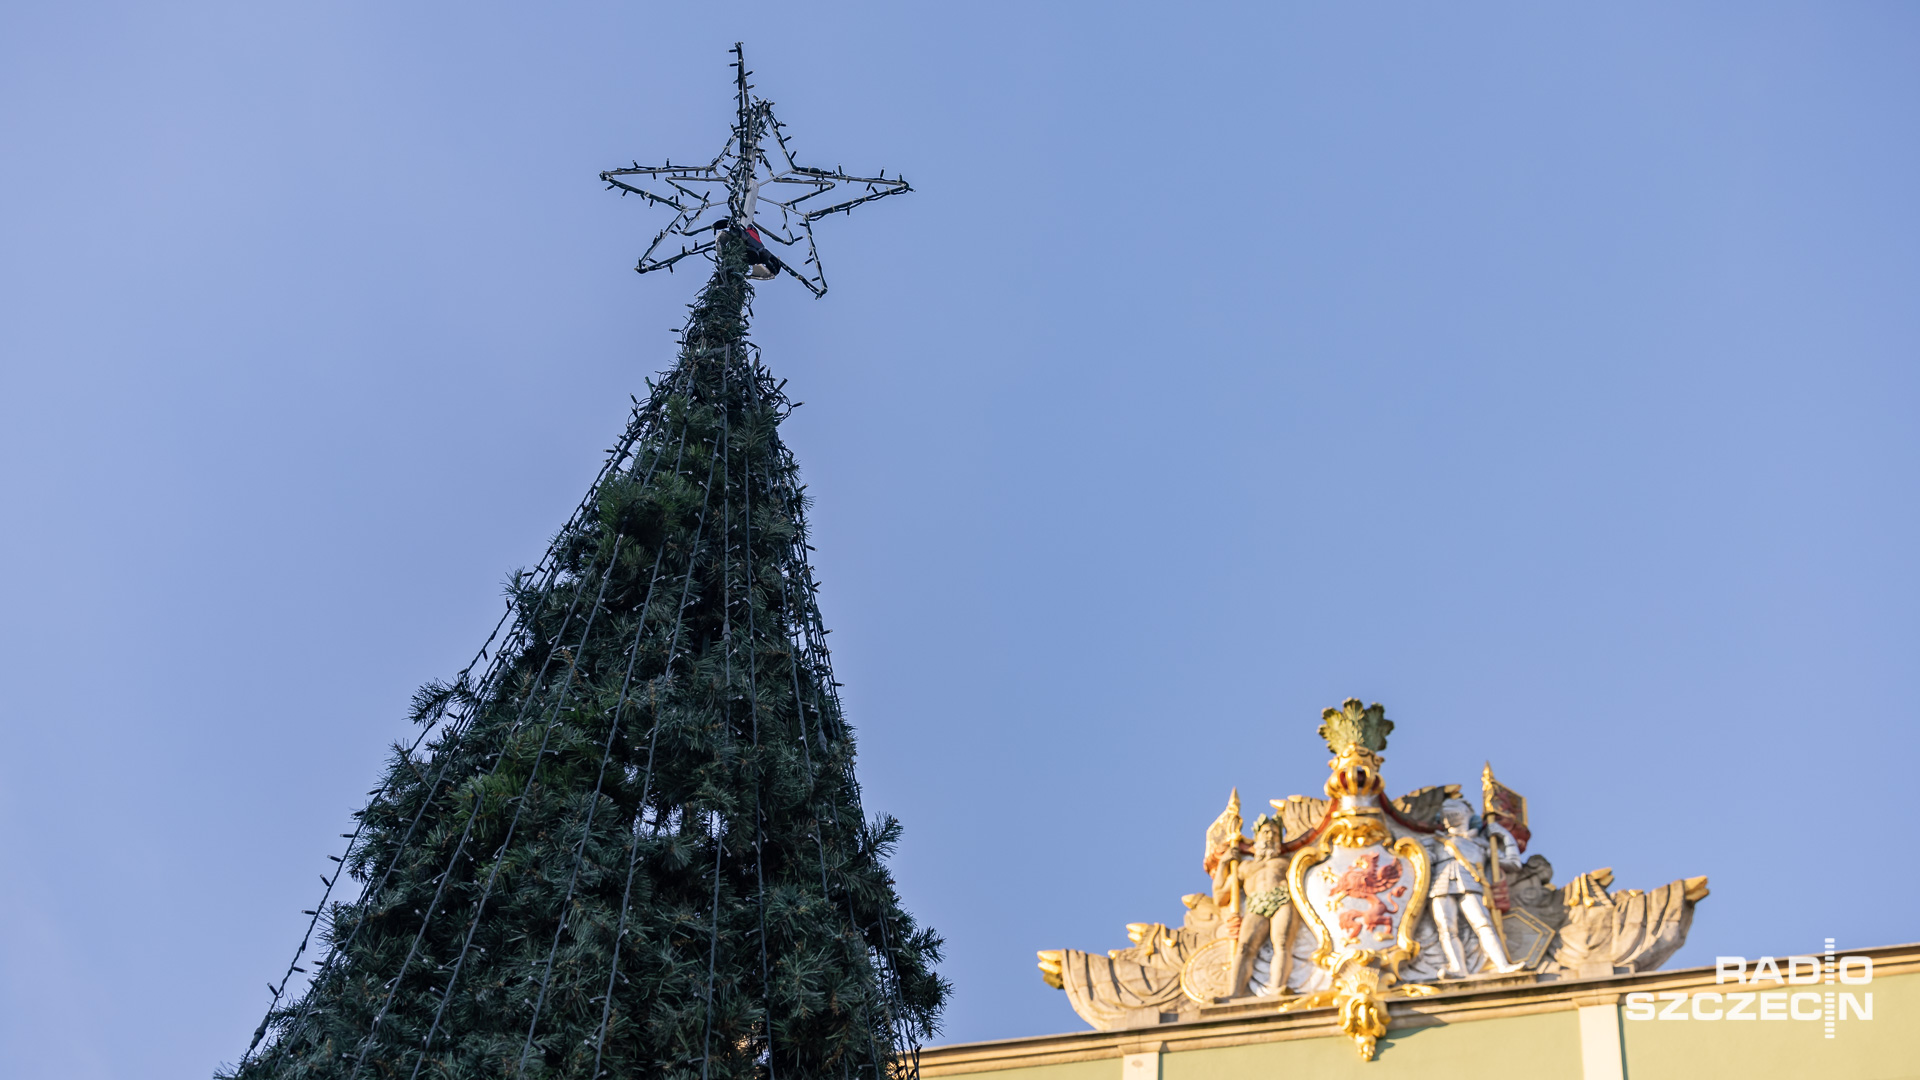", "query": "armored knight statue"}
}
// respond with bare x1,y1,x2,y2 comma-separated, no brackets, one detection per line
1038,698,1711,1058
1422,797,1523,976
